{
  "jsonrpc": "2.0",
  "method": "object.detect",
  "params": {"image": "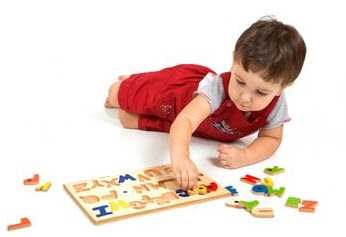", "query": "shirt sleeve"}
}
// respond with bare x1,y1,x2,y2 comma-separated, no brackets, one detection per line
194,72,225,113
263,93,291,129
